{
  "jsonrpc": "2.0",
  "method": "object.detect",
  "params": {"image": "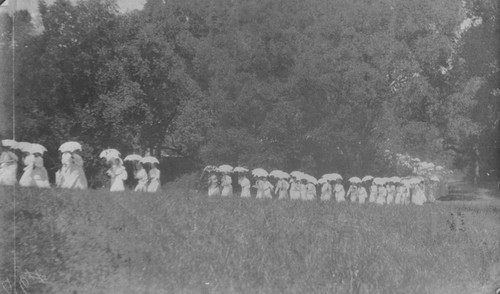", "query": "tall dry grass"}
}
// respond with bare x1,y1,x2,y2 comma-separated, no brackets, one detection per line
0,184,499,294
